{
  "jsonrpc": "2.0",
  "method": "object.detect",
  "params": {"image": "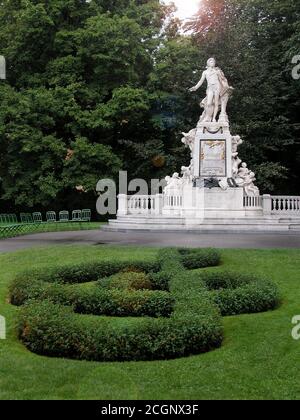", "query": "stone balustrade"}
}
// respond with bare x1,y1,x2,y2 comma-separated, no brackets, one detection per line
117,193,300,218
128,195,155,214
243,196,263,209
271,196,300,214
163,194,183,208
117,194,163,216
